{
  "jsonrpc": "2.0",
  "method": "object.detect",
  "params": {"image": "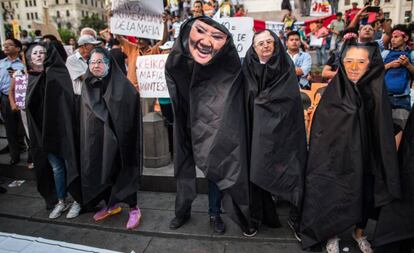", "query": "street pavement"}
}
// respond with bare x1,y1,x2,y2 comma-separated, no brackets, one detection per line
0,177,368,253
